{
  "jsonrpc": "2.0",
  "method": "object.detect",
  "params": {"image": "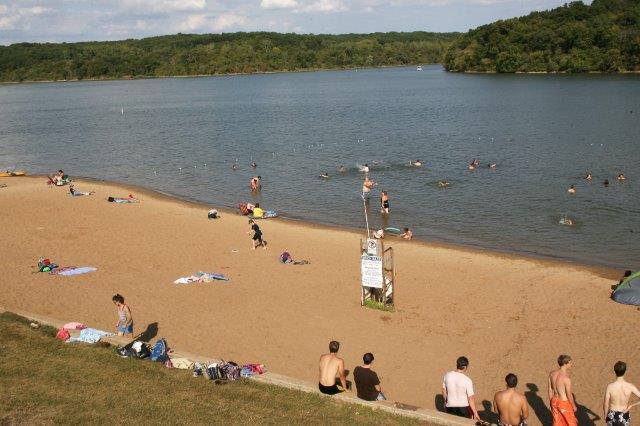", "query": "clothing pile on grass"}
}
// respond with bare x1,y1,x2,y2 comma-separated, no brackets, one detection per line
116,338,266,382
55,322,114,343
37,258,97,276
174,272,229,284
